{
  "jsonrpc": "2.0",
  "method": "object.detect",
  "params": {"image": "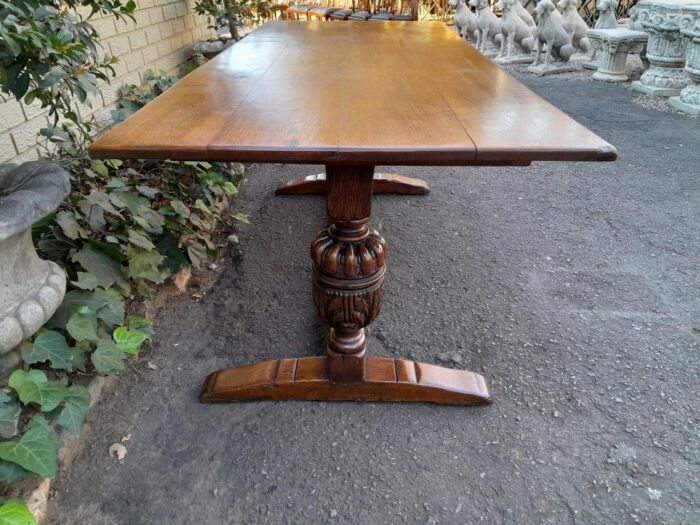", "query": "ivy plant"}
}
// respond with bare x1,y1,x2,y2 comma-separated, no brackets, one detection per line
0,0,137,139
0,70,246,486
0,500,36,525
